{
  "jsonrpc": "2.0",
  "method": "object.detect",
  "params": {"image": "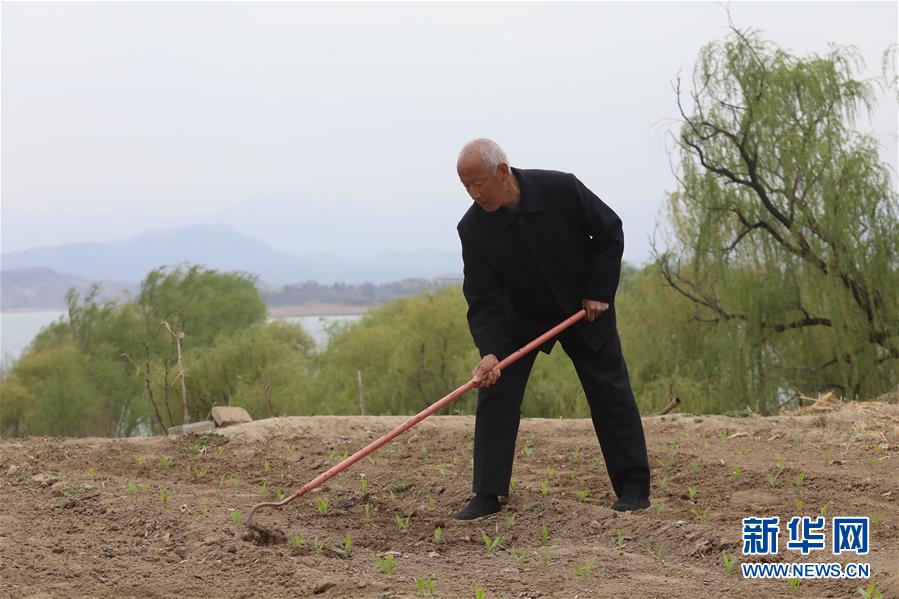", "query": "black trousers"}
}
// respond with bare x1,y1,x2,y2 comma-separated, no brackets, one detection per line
472,328,651,499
